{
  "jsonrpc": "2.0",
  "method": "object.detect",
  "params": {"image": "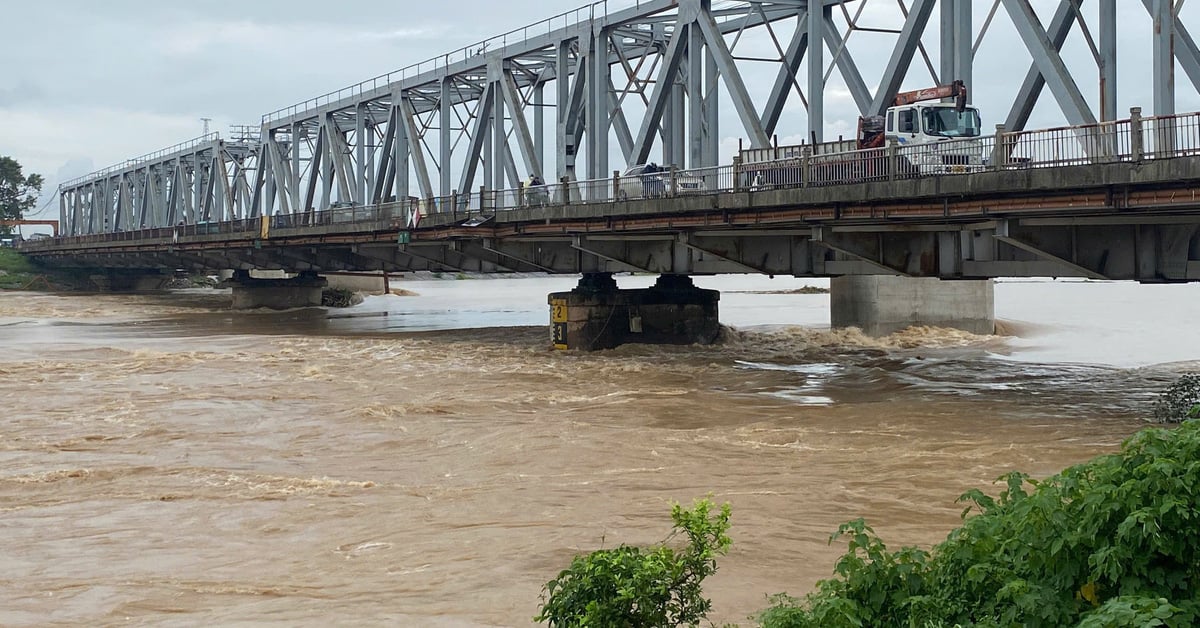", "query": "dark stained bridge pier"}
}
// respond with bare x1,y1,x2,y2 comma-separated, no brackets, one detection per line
548,273,720,350
226,270,328,309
